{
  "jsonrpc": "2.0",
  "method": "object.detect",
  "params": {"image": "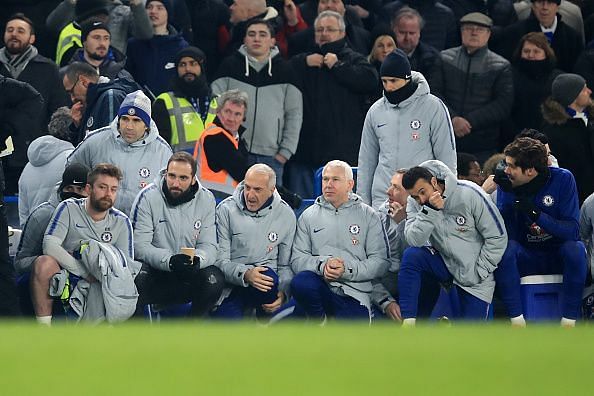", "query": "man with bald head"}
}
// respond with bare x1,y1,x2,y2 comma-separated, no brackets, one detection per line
212,163,297,319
